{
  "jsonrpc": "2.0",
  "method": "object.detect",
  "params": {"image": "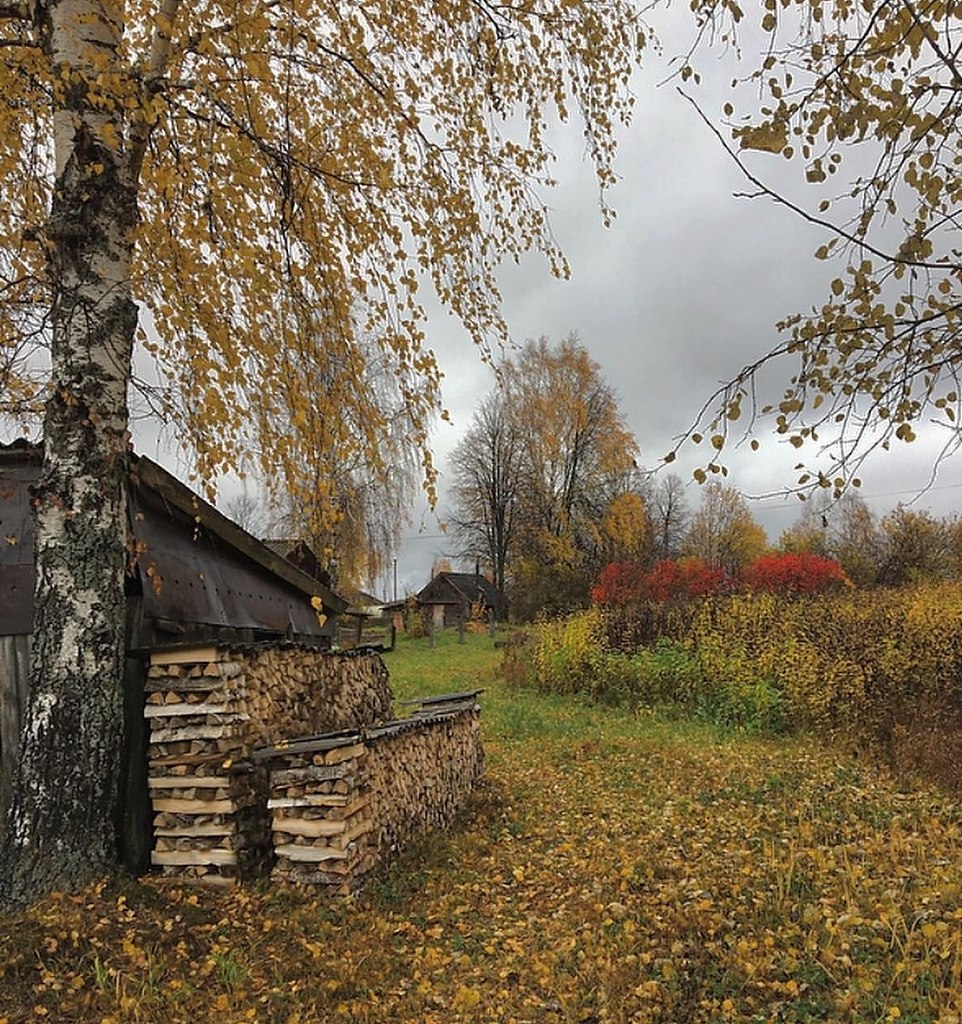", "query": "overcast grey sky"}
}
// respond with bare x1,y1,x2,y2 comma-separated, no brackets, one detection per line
387,25,962,598
118,13,961,598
